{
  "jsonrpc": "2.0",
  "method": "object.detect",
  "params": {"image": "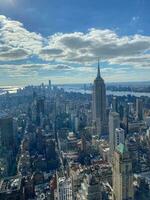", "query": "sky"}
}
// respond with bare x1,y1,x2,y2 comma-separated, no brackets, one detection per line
0,0,150,86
